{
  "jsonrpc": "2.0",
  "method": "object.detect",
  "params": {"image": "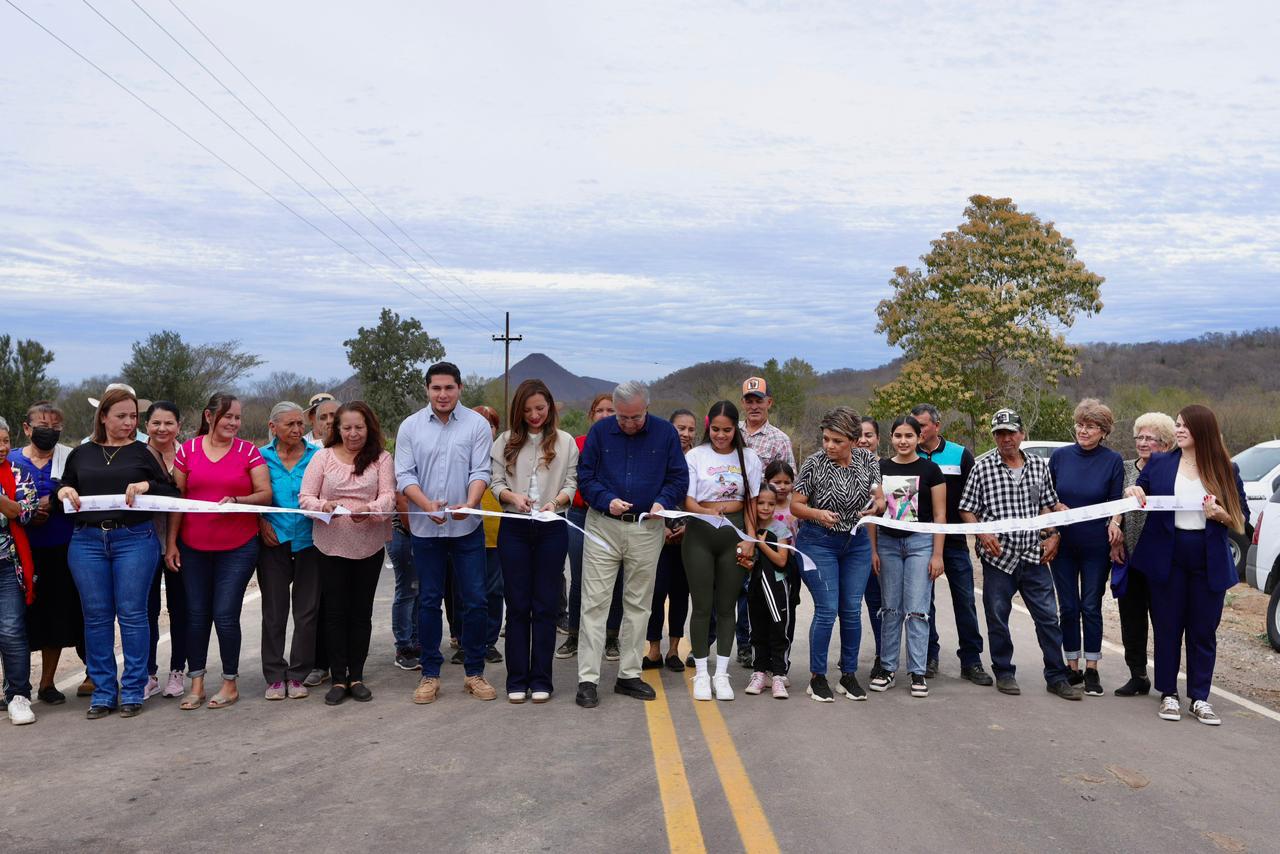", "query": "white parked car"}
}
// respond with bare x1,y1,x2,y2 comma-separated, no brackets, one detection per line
1244,487,1280,652
975,440,1071,464
1230,440,1280,580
